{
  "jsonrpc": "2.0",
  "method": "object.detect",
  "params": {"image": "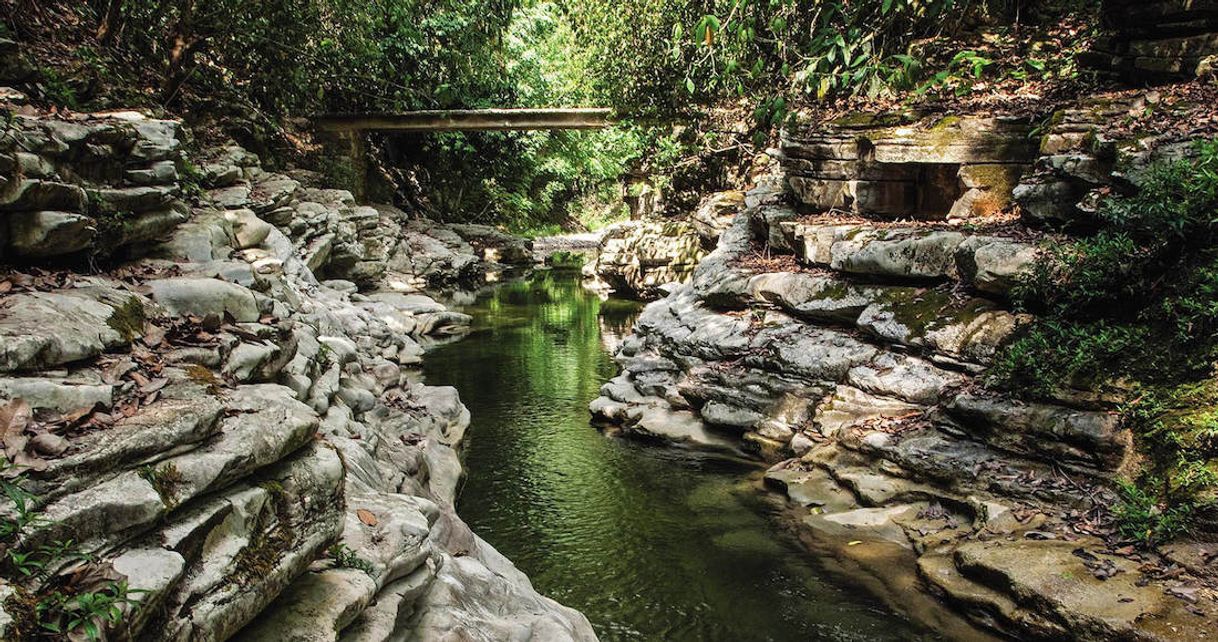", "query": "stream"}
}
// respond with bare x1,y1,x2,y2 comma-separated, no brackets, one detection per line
423,270,937,642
